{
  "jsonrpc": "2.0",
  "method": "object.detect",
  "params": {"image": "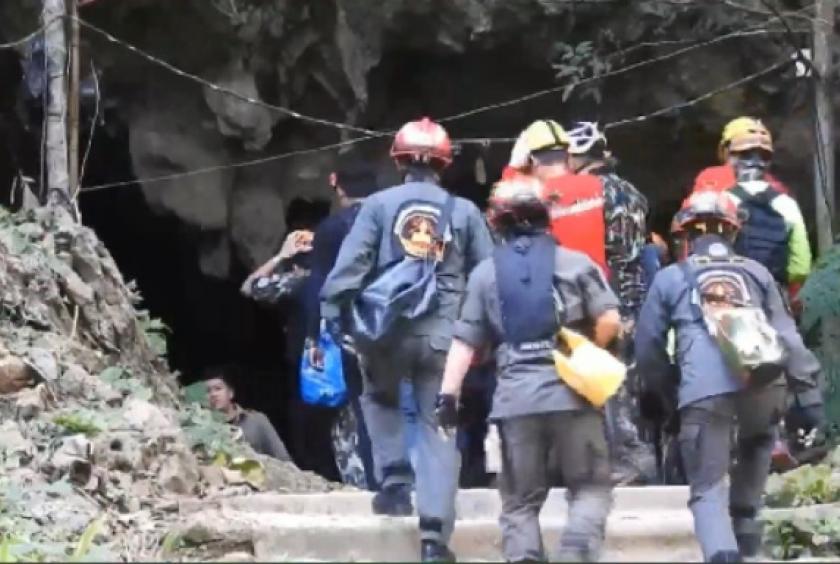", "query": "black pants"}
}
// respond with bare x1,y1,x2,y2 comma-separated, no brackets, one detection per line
679,384,786,560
